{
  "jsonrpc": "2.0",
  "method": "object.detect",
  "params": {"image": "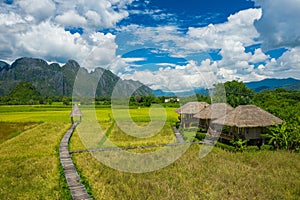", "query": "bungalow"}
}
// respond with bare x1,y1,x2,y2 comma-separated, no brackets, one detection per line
175,102,209,128
193,103,234,131
211,105,283,145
